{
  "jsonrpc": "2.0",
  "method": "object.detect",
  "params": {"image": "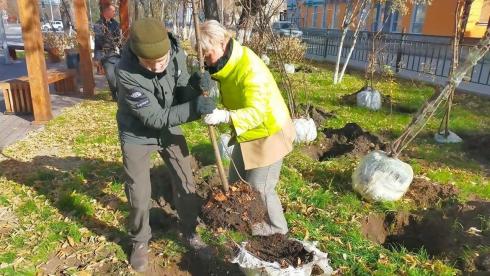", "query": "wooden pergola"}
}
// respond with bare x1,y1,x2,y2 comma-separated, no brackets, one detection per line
17,0,129,123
